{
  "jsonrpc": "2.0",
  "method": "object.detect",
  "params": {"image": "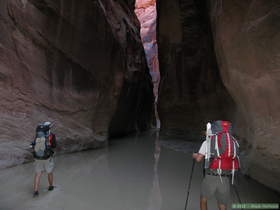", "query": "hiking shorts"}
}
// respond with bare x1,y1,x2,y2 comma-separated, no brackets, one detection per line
200,174,230,205
34,157,54,174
